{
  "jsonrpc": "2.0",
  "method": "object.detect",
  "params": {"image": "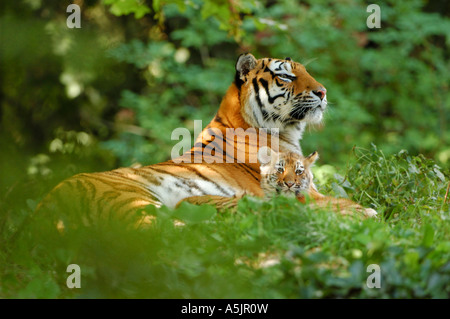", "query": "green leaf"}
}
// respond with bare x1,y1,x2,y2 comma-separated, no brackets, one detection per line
172,201,217,223
355,233,371,245
331,182,349,198
103,0,151,19
26,199,37,211
433,167,445,182
408,163,420,174
421,224,435,248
